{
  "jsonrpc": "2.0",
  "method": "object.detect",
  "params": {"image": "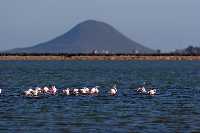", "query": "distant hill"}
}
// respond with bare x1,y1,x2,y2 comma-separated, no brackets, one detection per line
174,46,200,54
6,20,154,54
